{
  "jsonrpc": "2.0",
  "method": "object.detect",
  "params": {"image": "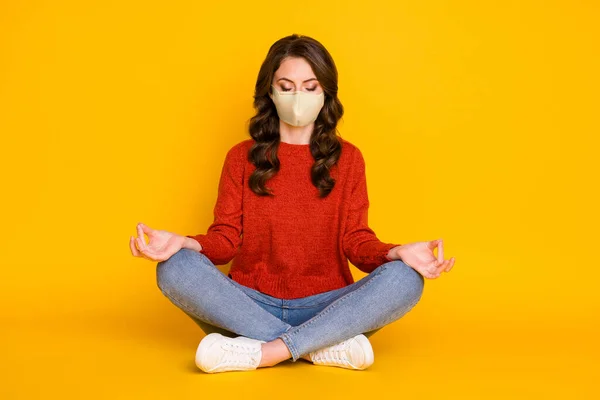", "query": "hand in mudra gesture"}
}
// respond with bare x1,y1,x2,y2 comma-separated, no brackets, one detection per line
129,222,186,262
391,239,455,279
